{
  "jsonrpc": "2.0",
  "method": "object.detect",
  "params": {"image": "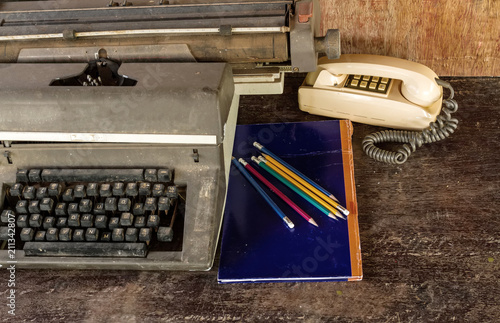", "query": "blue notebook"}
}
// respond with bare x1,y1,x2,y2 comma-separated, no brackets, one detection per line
218,120,362,283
